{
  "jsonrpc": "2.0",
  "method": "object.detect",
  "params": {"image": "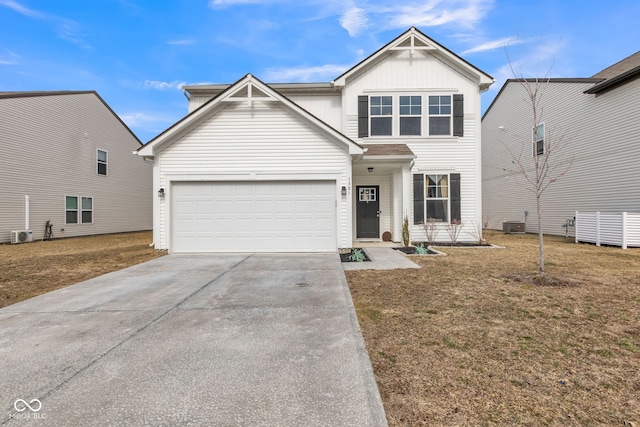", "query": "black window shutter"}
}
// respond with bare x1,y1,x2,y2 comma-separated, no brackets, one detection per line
453,94,464,137
358,96,369,138
413,174,424,225
450,173,461,223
